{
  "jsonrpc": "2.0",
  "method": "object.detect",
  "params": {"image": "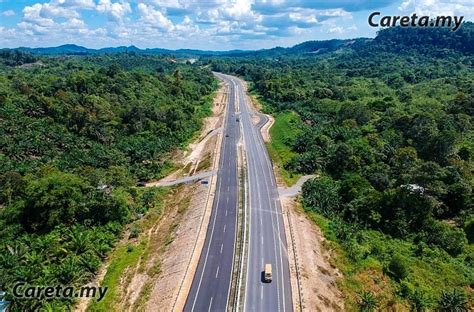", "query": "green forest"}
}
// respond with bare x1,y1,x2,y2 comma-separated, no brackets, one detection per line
209,24,473,310
0,52,216,310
